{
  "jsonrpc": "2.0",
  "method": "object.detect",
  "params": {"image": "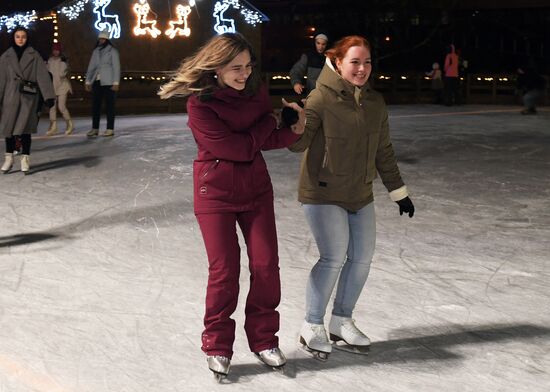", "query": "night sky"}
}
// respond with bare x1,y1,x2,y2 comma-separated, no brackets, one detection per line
0,1,63,13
